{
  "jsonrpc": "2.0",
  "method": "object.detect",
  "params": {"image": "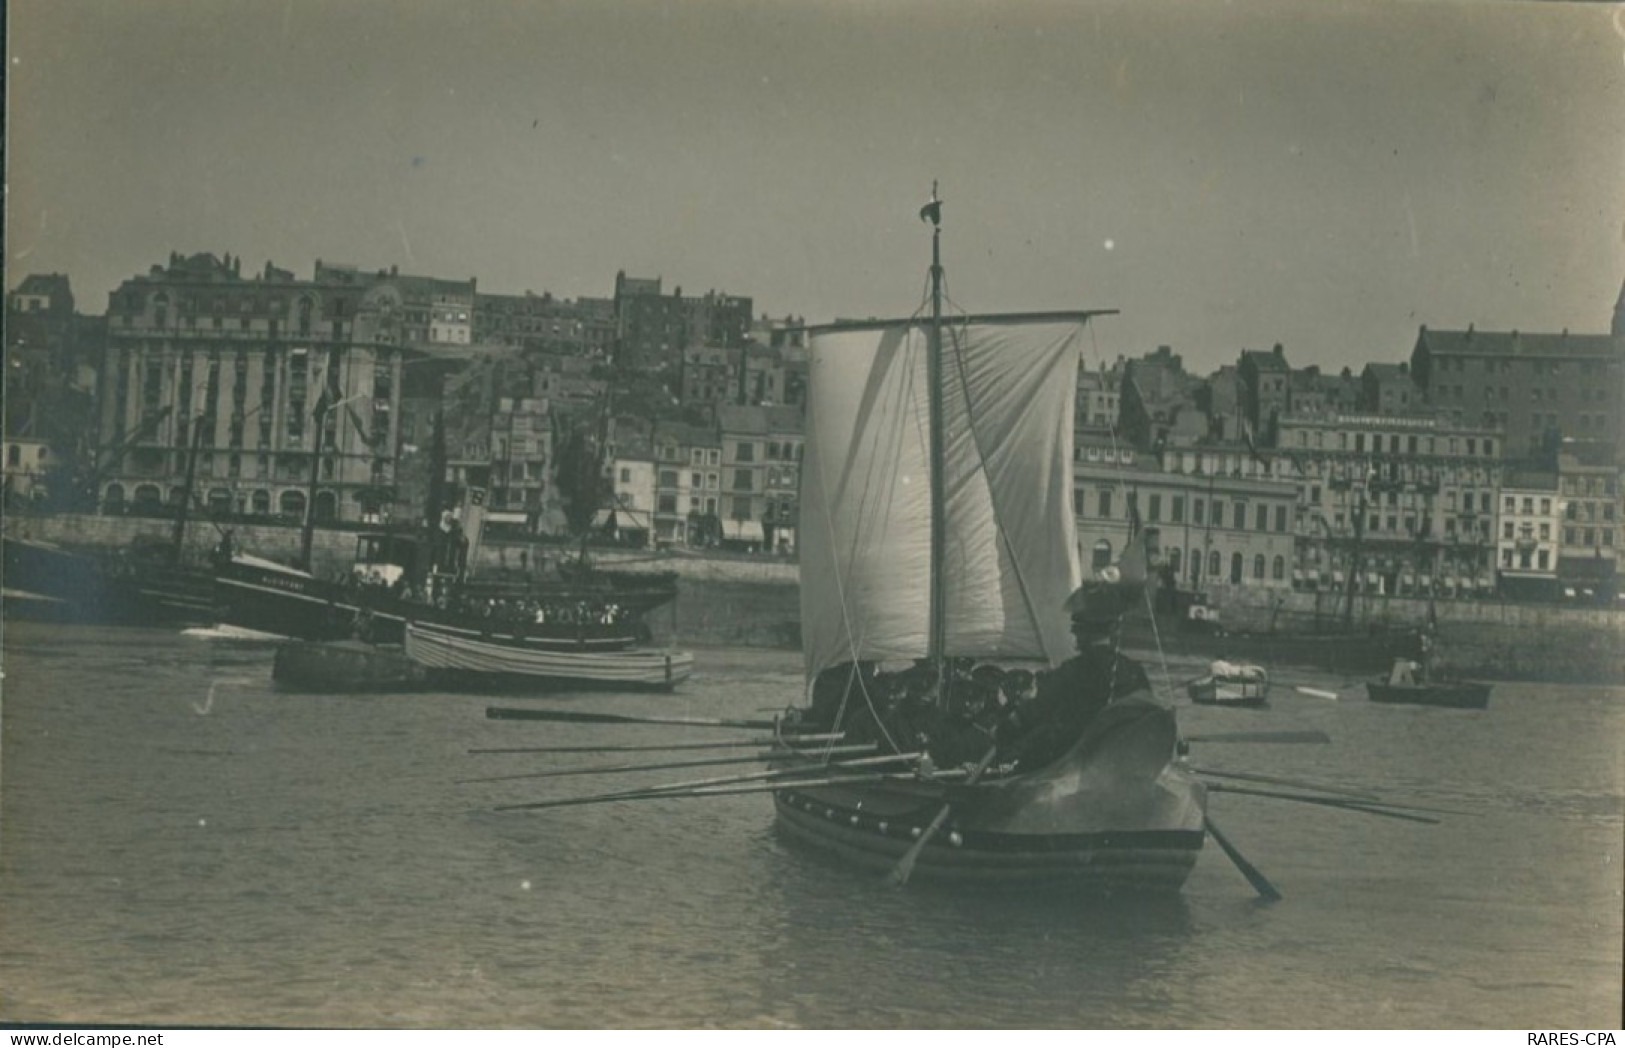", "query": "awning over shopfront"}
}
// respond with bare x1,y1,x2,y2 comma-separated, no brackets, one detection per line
593,508,653,532
723,519,765,543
